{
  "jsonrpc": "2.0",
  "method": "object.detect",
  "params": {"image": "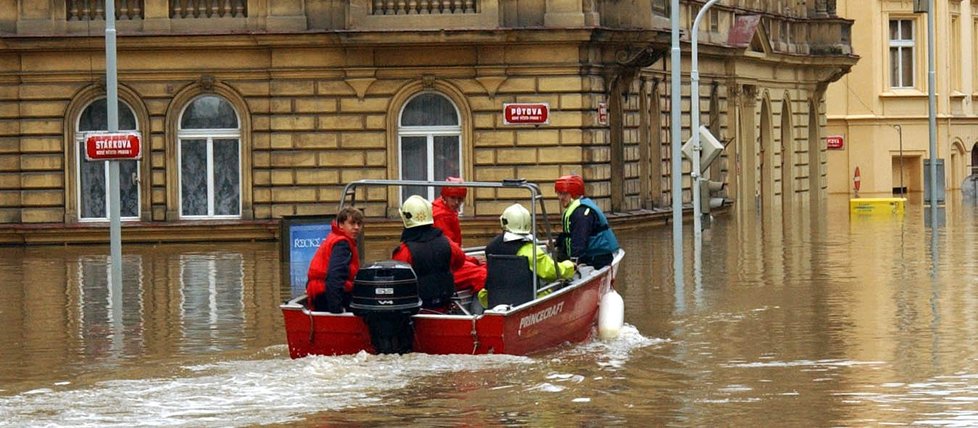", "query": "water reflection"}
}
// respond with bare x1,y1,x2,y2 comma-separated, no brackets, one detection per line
71,255,143,363
4,195,978,426
0,244,283,395
178,254,245,352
